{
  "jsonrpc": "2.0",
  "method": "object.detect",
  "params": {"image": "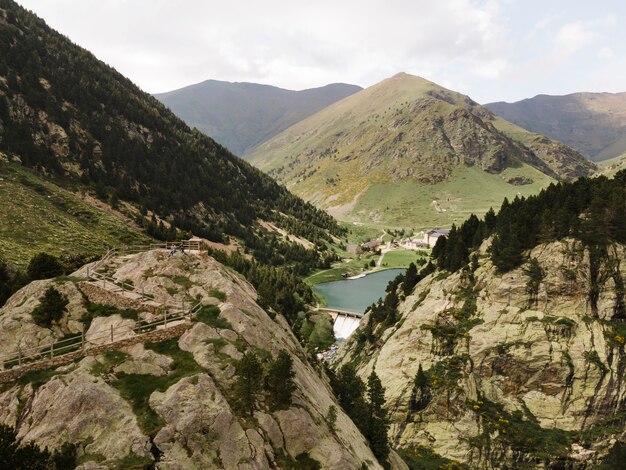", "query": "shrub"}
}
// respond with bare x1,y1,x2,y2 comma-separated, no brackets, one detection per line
31,287,68,327
27,253,64,280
